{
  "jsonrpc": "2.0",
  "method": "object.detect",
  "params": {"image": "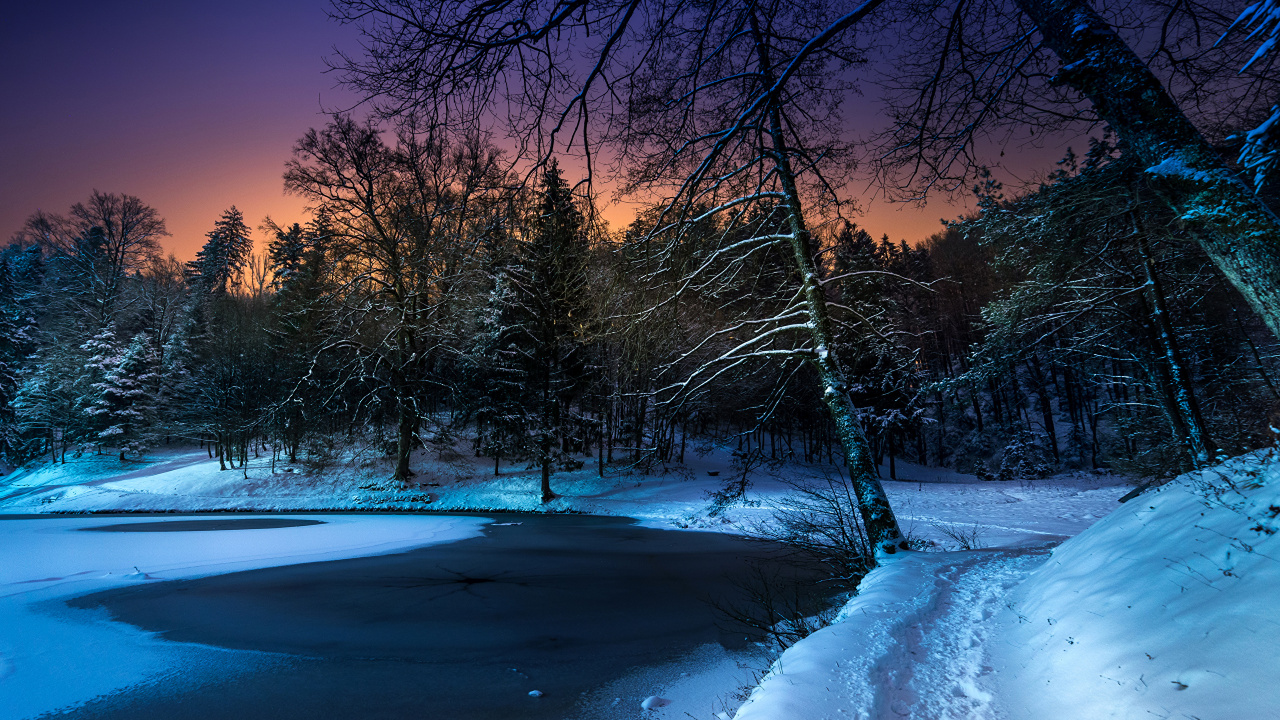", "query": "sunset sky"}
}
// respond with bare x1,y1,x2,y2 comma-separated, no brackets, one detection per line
0,1,1050,261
